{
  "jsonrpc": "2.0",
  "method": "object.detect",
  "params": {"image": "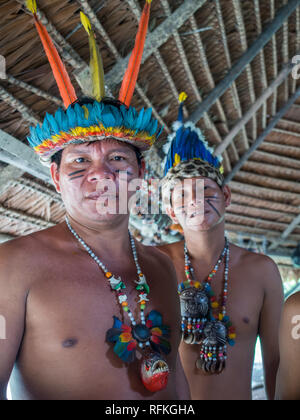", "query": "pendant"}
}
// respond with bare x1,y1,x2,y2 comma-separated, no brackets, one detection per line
196,320,227,373
106,310,171,391
180,286,210,344
140,352,169,392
